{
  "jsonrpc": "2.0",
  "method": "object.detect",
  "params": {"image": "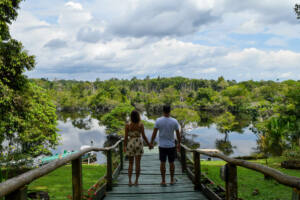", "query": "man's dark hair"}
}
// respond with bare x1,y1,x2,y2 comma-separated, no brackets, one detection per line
163,105,171,114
